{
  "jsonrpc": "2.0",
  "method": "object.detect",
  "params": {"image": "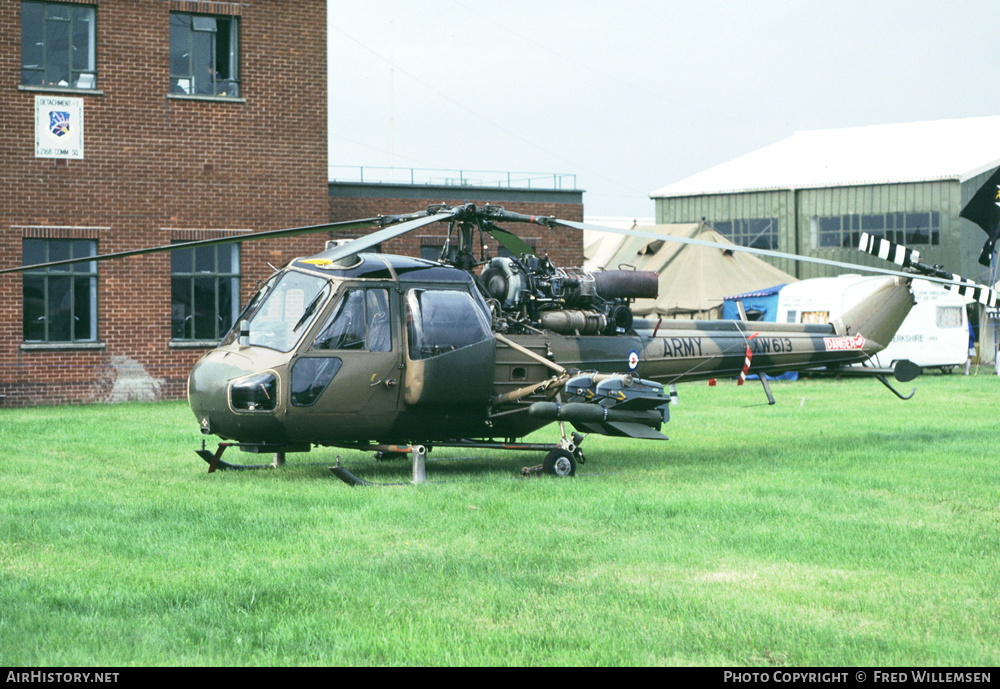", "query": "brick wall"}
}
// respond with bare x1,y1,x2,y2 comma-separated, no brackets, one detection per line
0,0,329,406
